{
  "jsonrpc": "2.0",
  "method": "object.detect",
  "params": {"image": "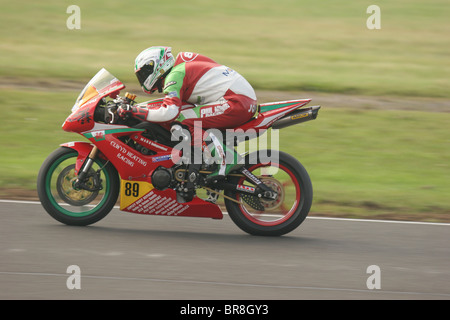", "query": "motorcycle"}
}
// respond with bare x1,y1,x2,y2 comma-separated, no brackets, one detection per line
37,68,320,236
